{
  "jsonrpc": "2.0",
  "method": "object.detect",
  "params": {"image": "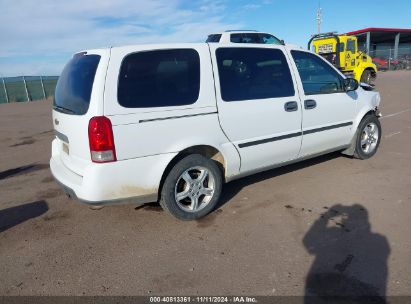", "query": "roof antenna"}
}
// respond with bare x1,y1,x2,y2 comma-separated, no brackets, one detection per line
316,2,322,34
